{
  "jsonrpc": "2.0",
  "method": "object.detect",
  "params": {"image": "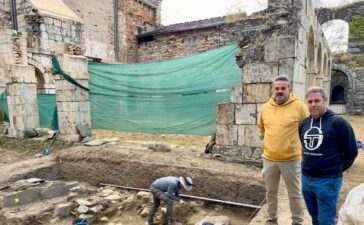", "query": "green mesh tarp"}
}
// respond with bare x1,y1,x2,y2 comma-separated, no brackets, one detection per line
38,94,58,130
0,92,9,122
0,92,58,130
88,44,242,135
